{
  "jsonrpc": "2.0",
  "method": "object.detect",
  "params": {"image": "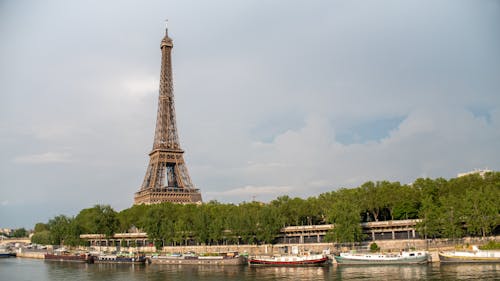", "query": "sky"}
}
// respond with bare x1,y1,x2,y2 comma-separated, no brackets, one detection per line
1,0,499,228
